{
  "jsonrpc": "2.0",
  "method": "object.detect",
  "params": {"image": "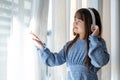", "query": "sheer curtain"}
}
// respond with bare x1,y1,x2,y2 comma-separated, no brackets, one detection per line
7,0,49,80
